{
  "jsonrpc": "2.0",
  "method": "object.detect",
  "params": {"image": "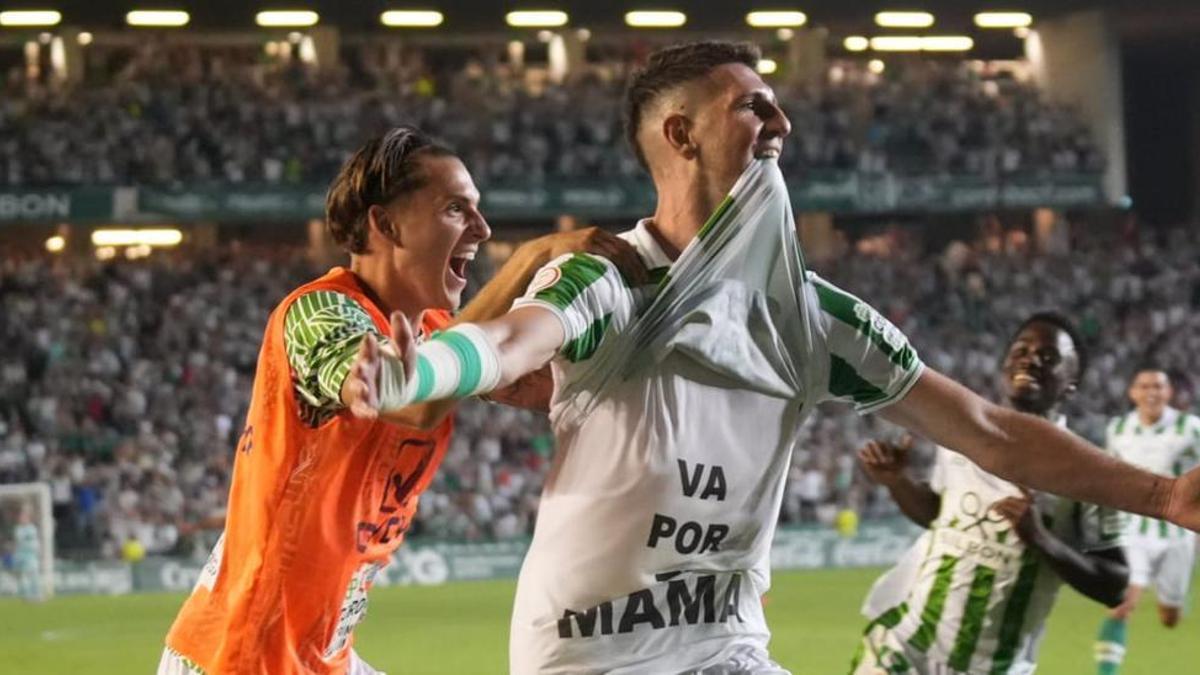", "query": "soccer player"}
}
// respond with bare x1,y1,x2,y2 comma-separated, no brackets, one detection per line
346,43,1200,673
159,126,644,675
12,504,43,602
1094,367,1200,675
852,314,1129,674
